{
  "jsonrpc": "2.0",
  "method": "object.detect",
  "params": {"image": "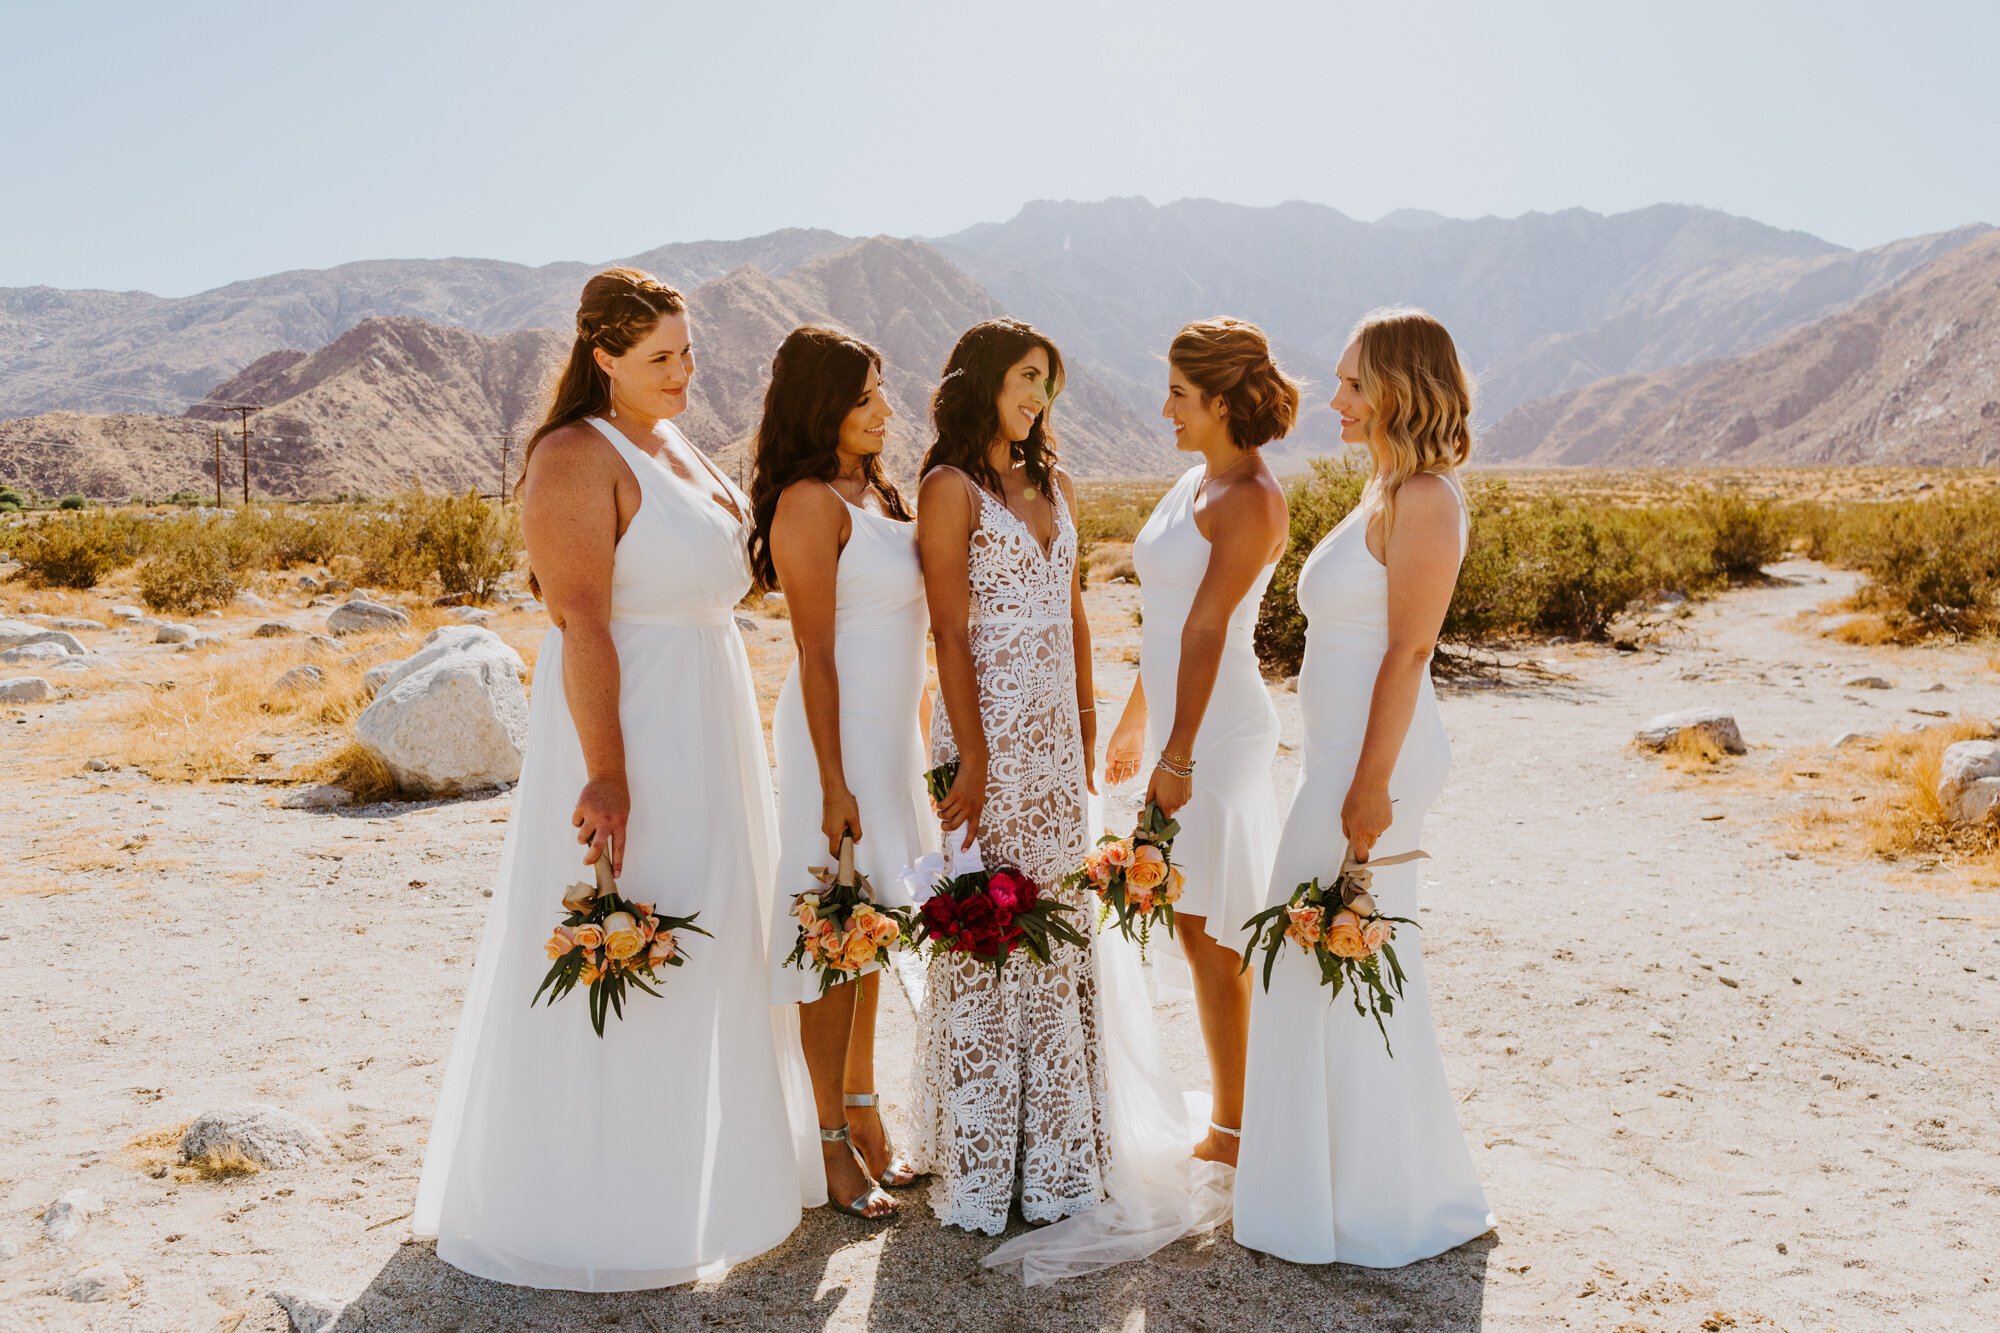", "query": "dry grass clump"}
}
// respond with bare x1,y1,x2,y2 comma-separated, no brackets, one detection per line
126,1123,263,1182
1788,719,2000,883
296,741,400,804
1661,728,1732,772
